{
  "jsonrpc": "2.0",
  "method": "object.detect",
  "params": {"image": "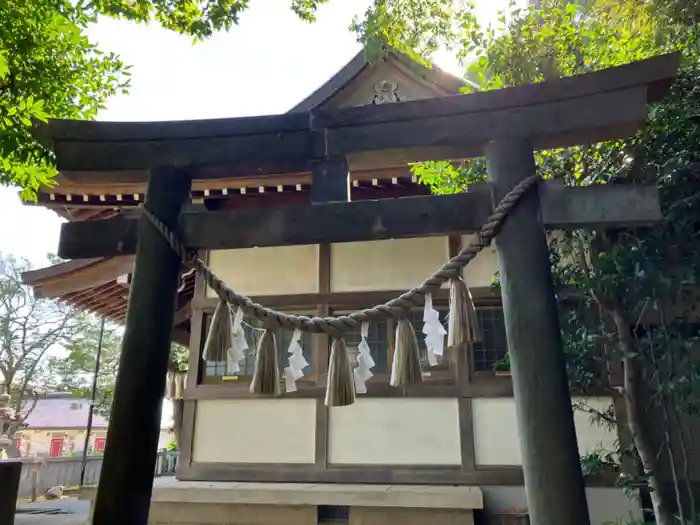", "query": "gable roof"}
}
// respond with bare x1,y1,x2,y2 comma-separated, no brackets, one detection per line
288,48,473,112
